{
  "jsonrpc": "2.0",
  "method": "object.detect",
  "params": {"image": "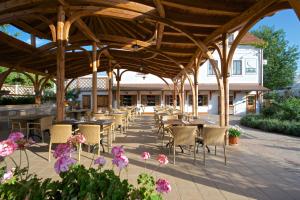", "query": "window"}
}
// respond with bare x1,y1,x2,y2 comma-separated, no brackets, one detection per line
189,95,208,106
198,95,208,106
141,95,160,106
120,95,137,106
229,96,234,106
208,60,218,75
232,60,242,75
165,95,180,106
